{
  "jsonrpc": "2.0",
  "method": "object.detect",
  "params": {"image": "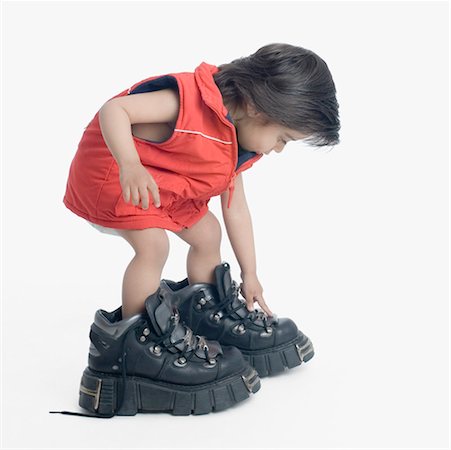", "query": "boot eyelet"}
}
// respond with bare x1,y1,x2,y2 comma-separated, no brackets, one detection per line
139,335,146,342
210,312,222,323
260,327,273,337
232,323,246,335
203,358,216,368
195,297,207,310
198,343,209,354
143,328,150,336
174,356,187,367
194,295,209,311
170,313,180,322
150,345,162,356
